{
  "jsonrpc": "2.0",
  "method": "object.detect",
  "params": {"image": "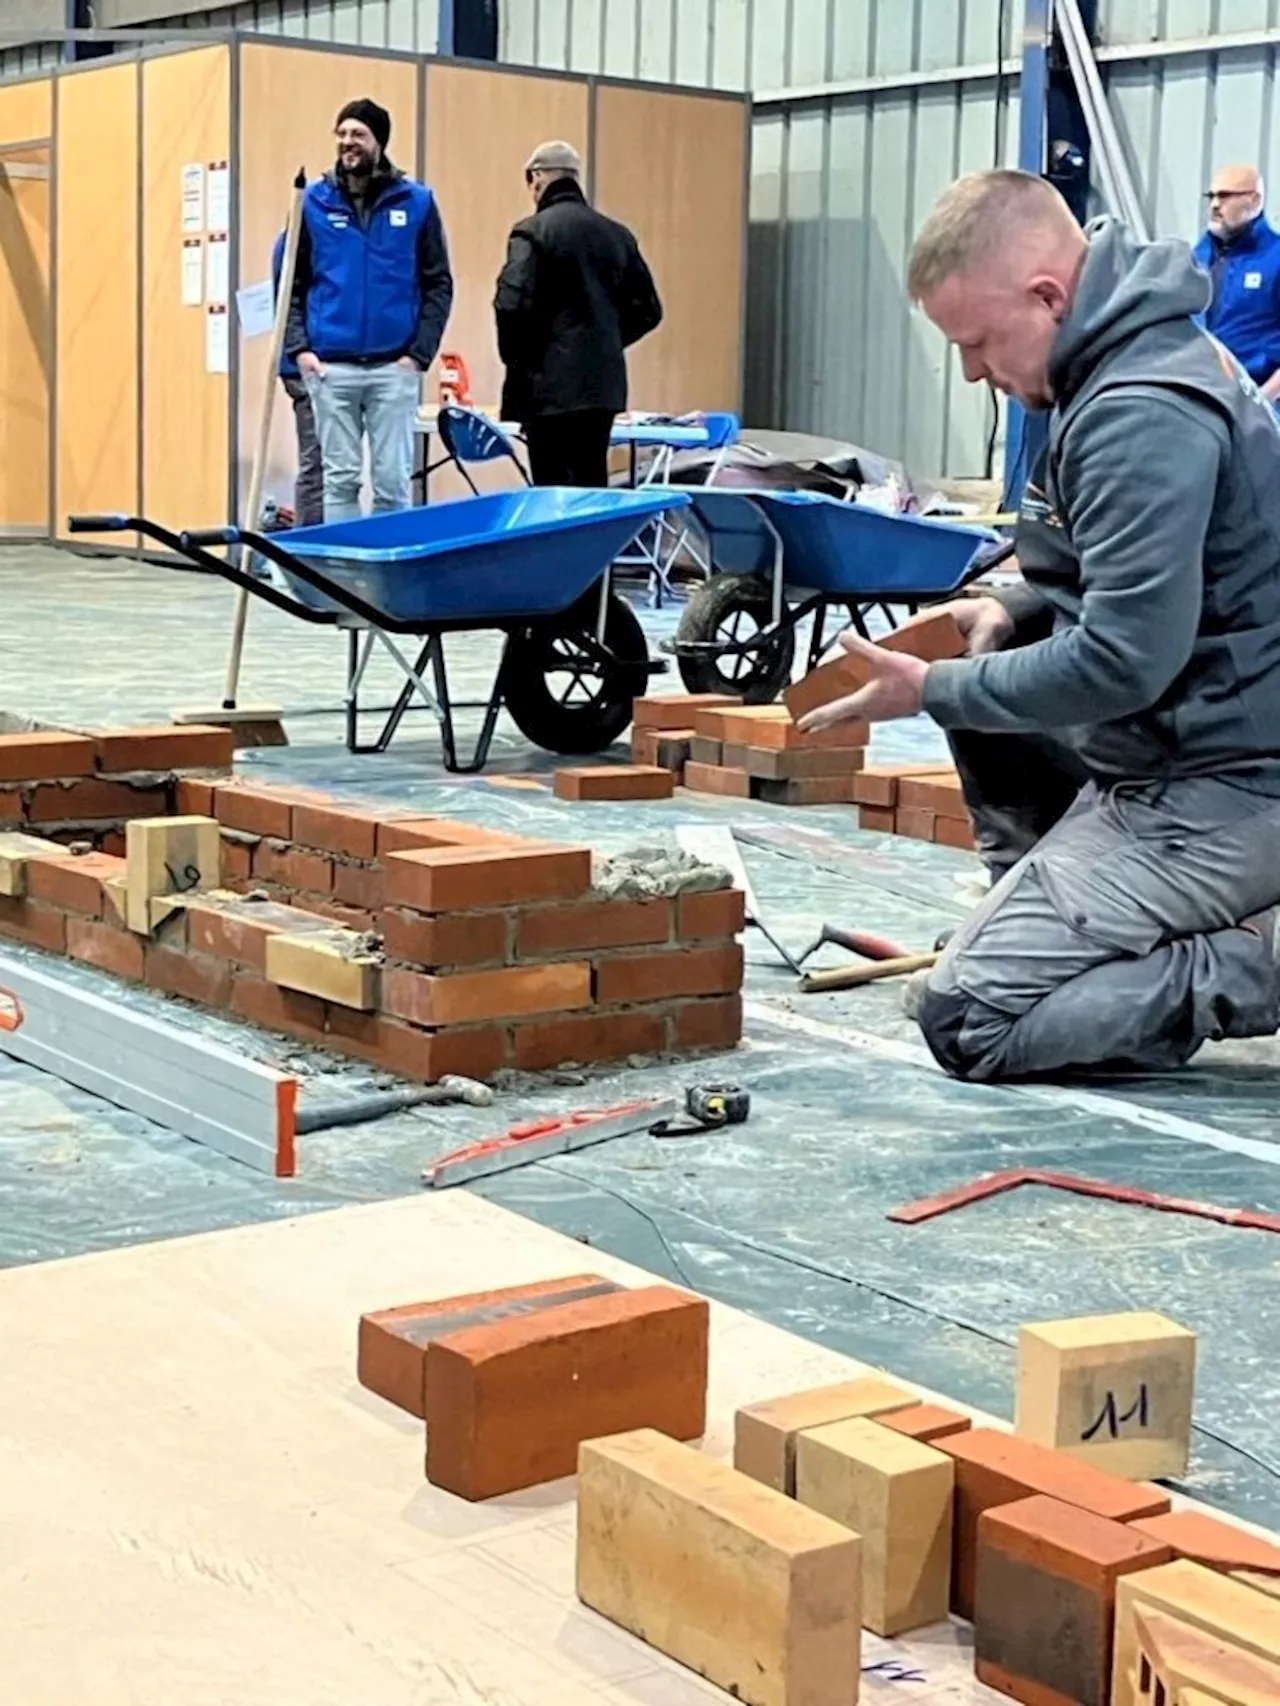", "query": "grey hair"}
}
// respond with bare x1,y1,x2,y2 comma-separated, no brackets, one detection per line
907,169,1077,300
